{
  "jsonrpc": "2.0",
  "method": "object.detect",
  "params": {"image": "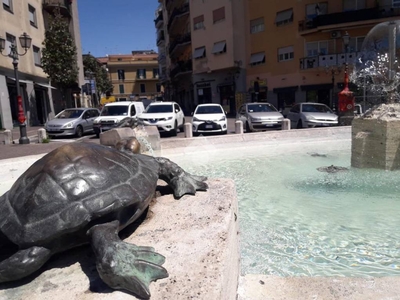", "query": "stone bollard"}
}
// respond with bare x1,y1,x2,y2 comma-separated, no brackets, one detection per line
3,129,12,145
38,128,47,143
184,122,193,138
282,118,291,130
235,120,243,134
